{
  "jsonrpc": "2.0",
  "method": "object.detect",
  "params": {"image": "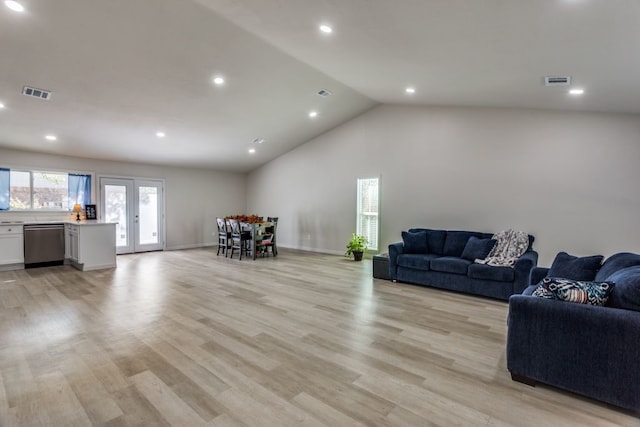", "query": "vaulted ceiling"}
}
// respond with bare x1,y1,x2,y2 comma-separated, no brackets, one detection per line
1,0,638,172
